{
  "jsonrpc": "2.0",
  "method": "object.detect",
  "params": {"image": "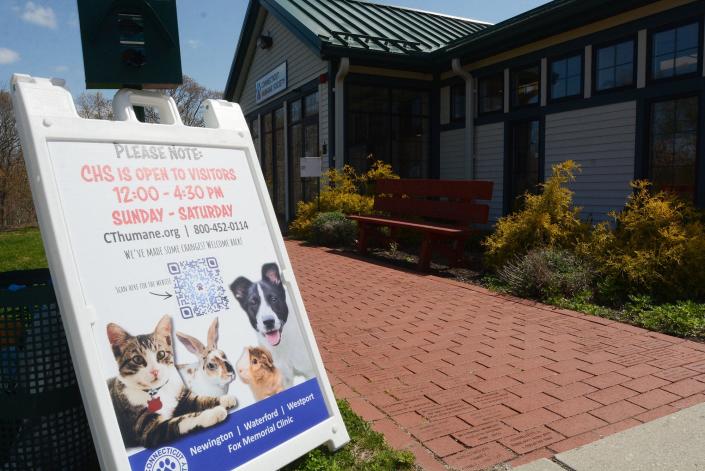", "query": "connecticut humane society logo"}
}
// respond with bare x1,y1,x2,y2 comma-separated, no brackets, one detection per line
144,447,188,471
